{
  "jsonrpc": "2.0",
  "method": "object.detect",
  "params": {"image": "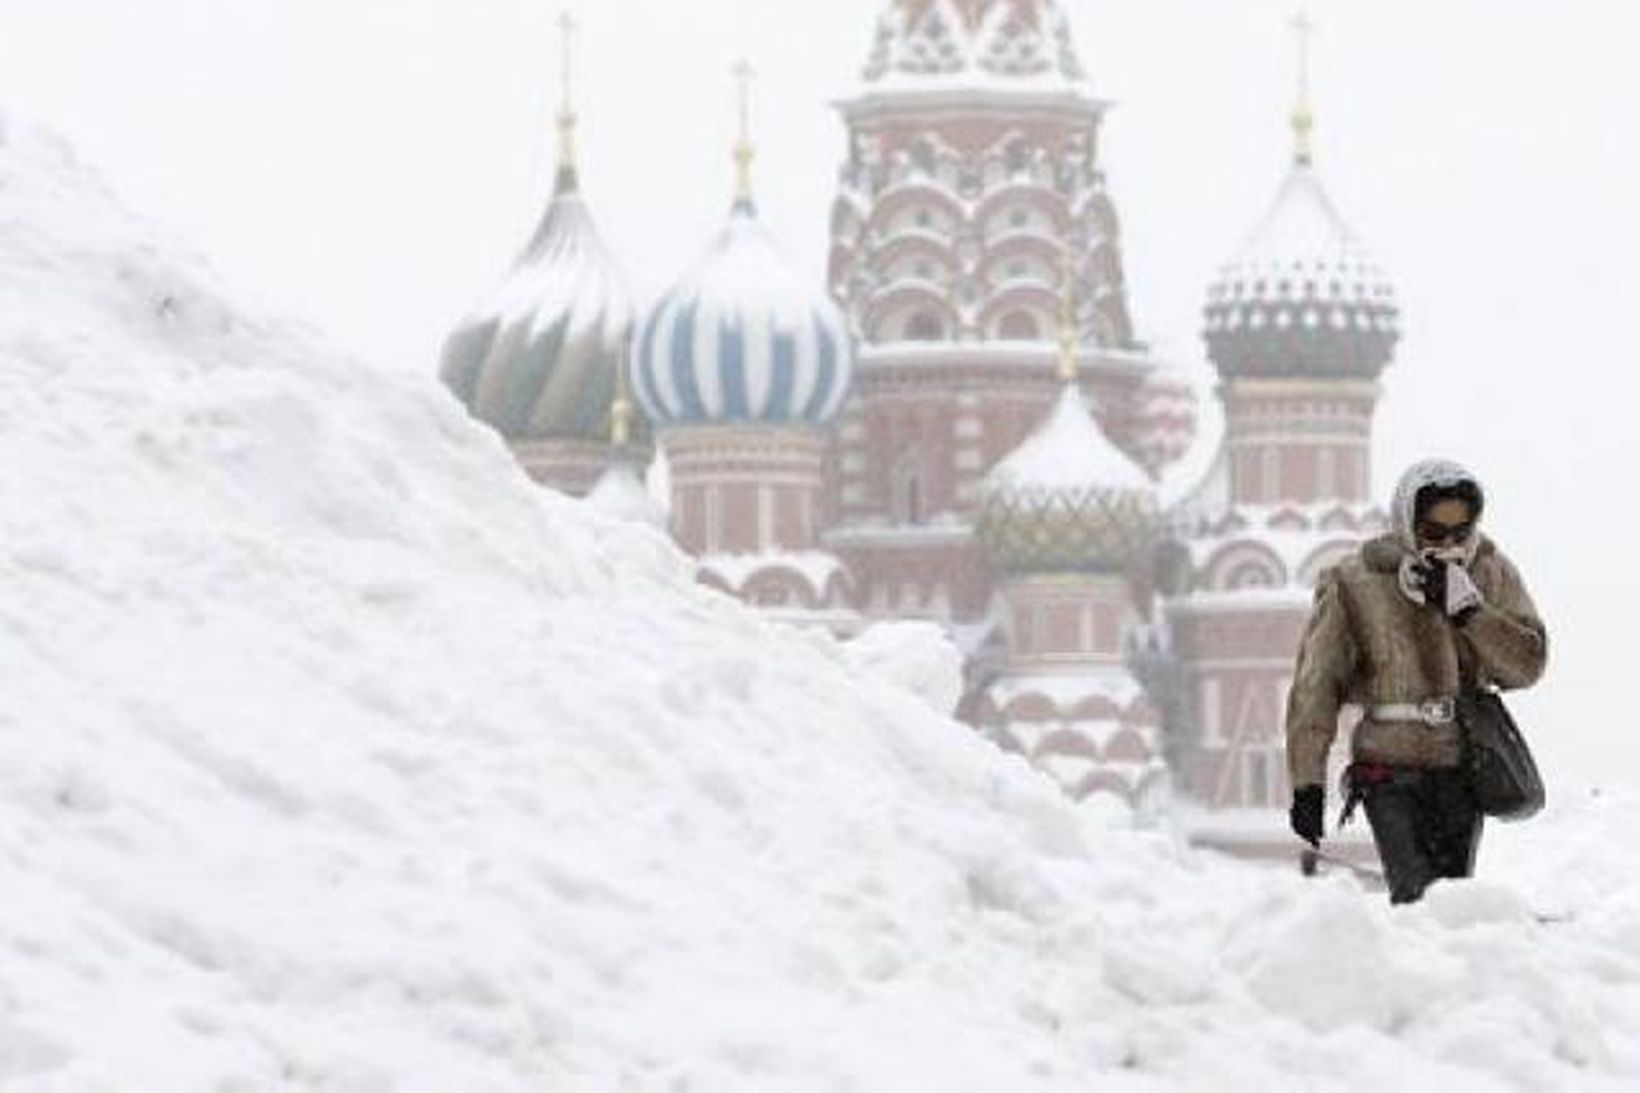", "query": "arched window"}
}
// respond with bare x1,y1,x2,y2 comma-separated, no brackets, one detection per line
996,310,1040,340
1225,561,1276,590
905,310,945,341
